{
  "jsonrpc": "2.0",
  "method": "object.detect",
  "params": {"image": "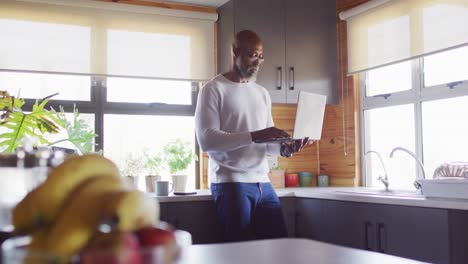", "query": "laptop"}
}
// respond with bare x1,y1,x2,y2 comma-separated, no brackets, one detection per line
254,91,327,143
